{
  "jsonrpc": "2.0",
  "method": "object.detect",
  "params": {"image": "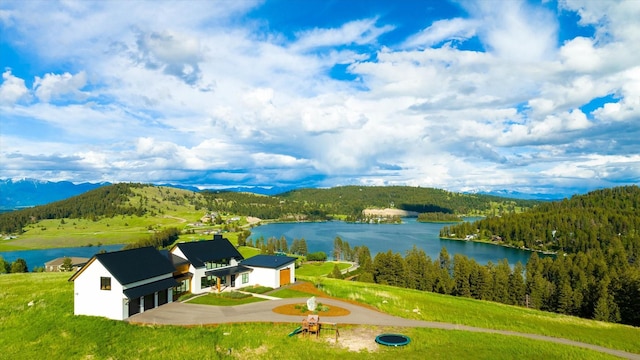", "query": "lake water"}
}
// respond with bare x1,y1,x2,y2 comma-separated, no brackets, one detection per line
250,218,547,265
1,218,547,271
0,244,124,270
